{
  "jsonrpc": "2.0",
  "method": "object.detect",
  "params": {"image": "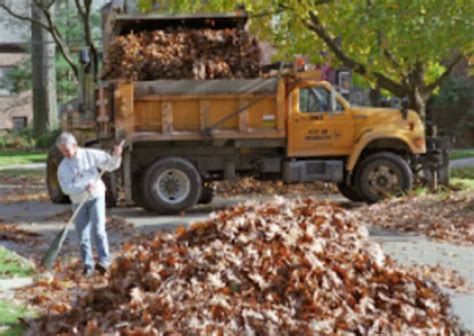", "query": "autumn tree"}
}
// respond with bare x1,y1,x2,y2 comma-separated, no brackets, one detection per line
138,0,474,120
0,0,99,135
